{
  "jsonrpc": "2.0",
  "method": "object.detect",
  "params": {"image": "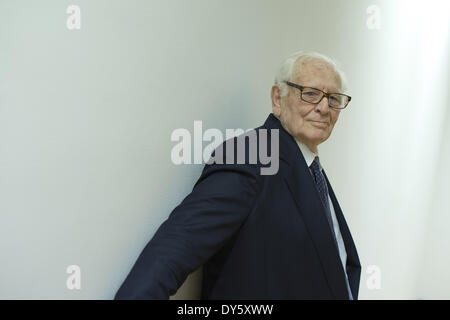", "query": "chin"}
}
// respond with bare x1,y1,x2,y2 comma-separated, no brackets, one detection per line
310,132,330,143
